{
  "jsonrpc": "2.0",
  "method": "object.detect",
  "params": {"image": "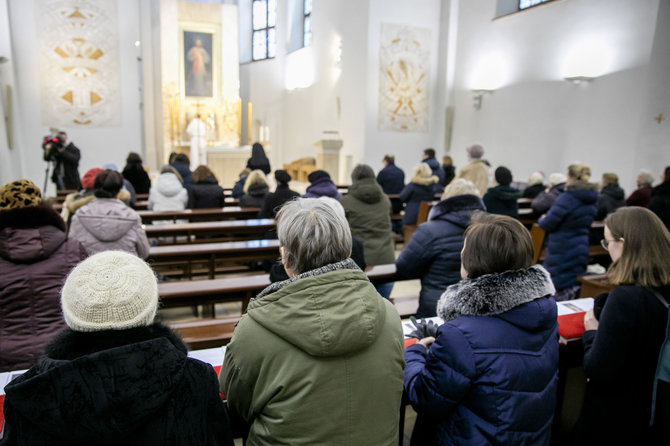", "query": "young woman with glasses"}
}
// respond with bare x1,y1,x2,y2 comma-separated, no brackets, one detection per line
573,206,670,445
